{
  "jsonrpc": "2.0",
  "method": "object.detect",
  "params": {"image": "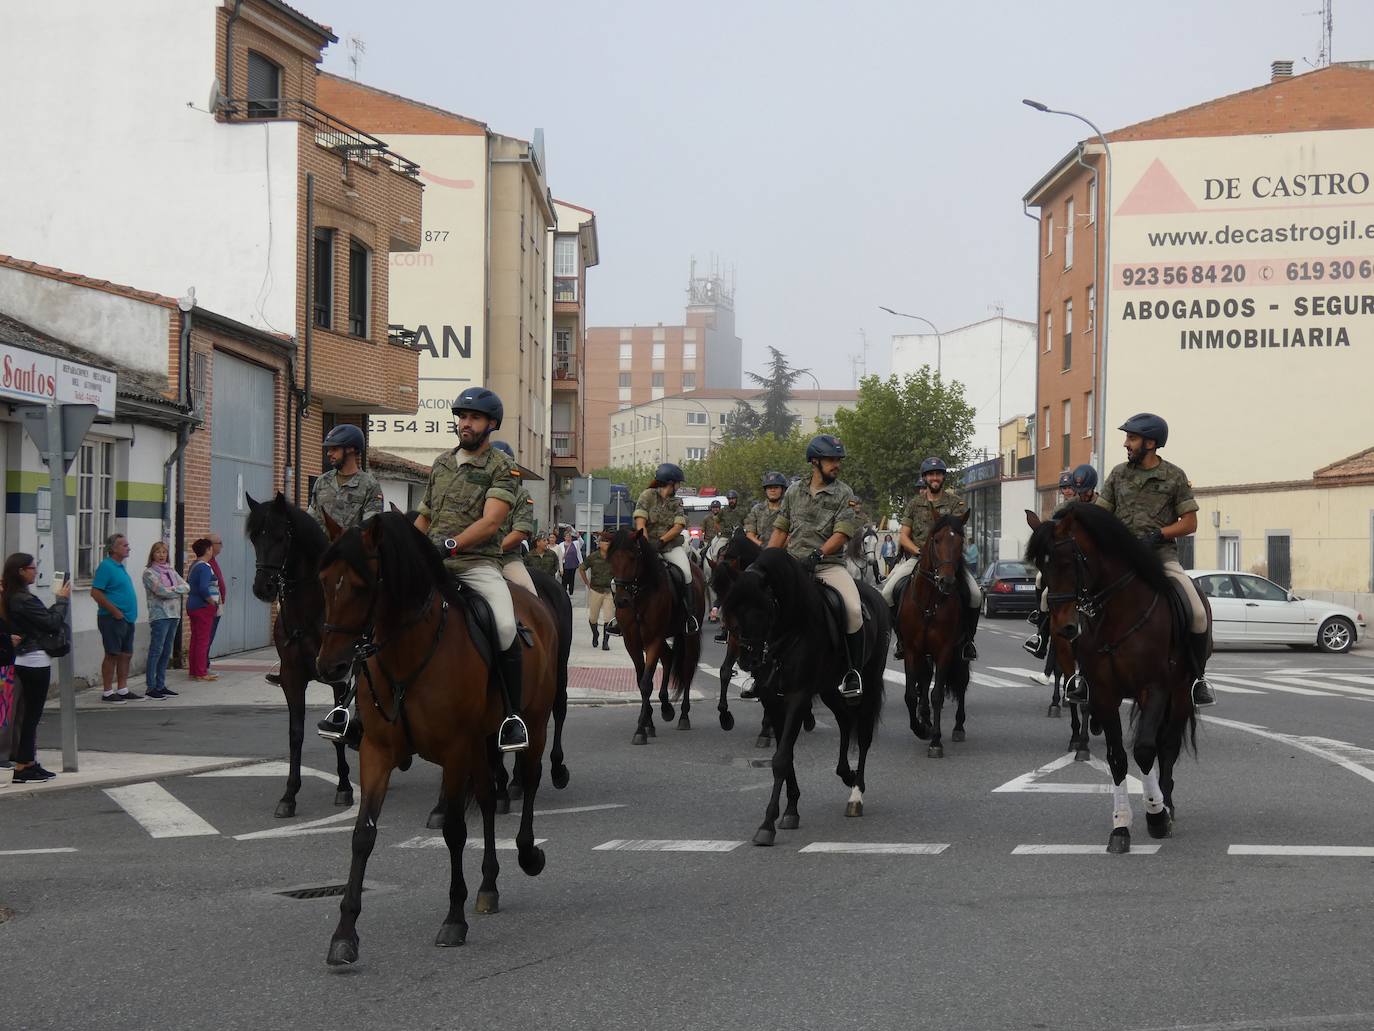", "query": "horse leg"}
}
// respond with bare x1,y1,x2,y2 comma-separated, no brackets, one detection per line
754,696,806,846
831,694,855,788
330,680,354,807
755,710,773,749
903,654,924,739
927,665,946,759
472,747,502,915
488,739,512,814
658,643,677,724
326,741,393,966
549,666,570,790
717,646,736,731
434,758,472,947
275,669,305,819
630,646,652,746
1048,671,1062,719
1158,716,1184,818
1101,708,1132,854
847,693,877,818
779,765,802,830
427,785,448,830
1071,704,1091,761
951,677,967,742
514,719,547,877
